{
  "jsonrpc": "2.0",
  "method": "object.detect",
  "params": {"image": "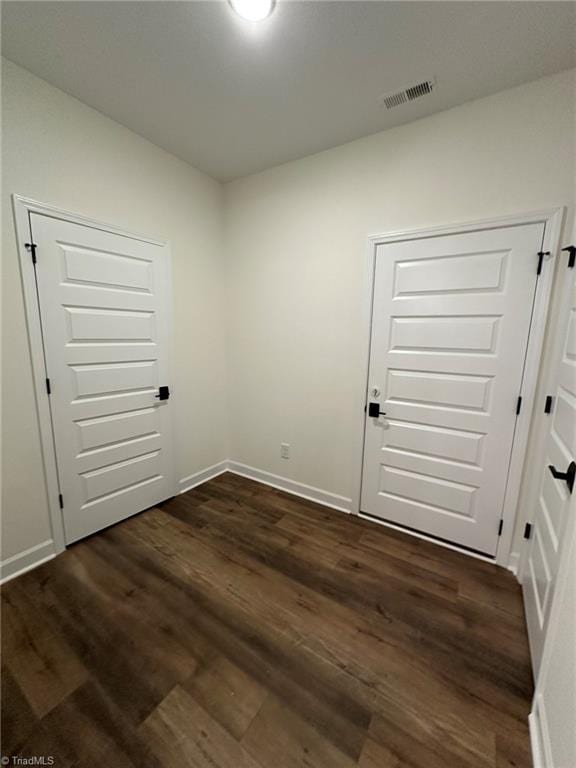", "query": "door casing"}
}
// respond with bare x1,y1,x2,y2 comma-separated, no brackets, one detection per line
12,194,175,555
351,208,565,569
